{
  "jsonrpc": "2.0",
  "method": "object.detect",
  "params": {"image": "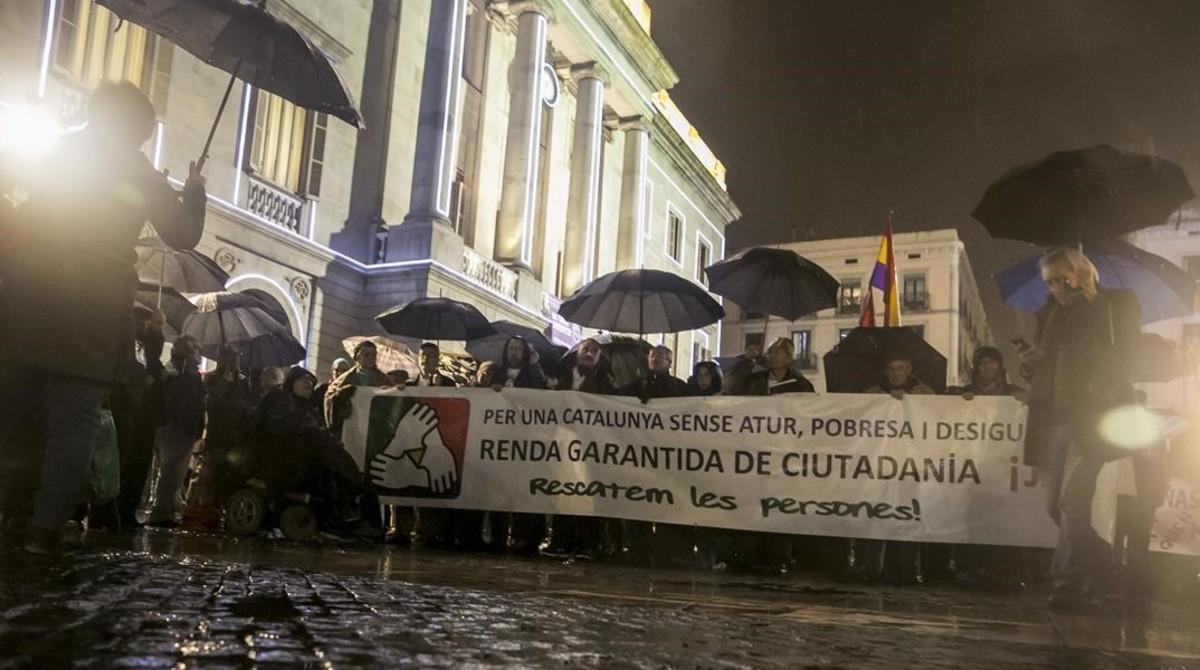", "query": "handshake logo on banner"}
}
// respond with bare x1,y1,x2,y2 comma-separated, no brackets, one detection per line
366,396,470,498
